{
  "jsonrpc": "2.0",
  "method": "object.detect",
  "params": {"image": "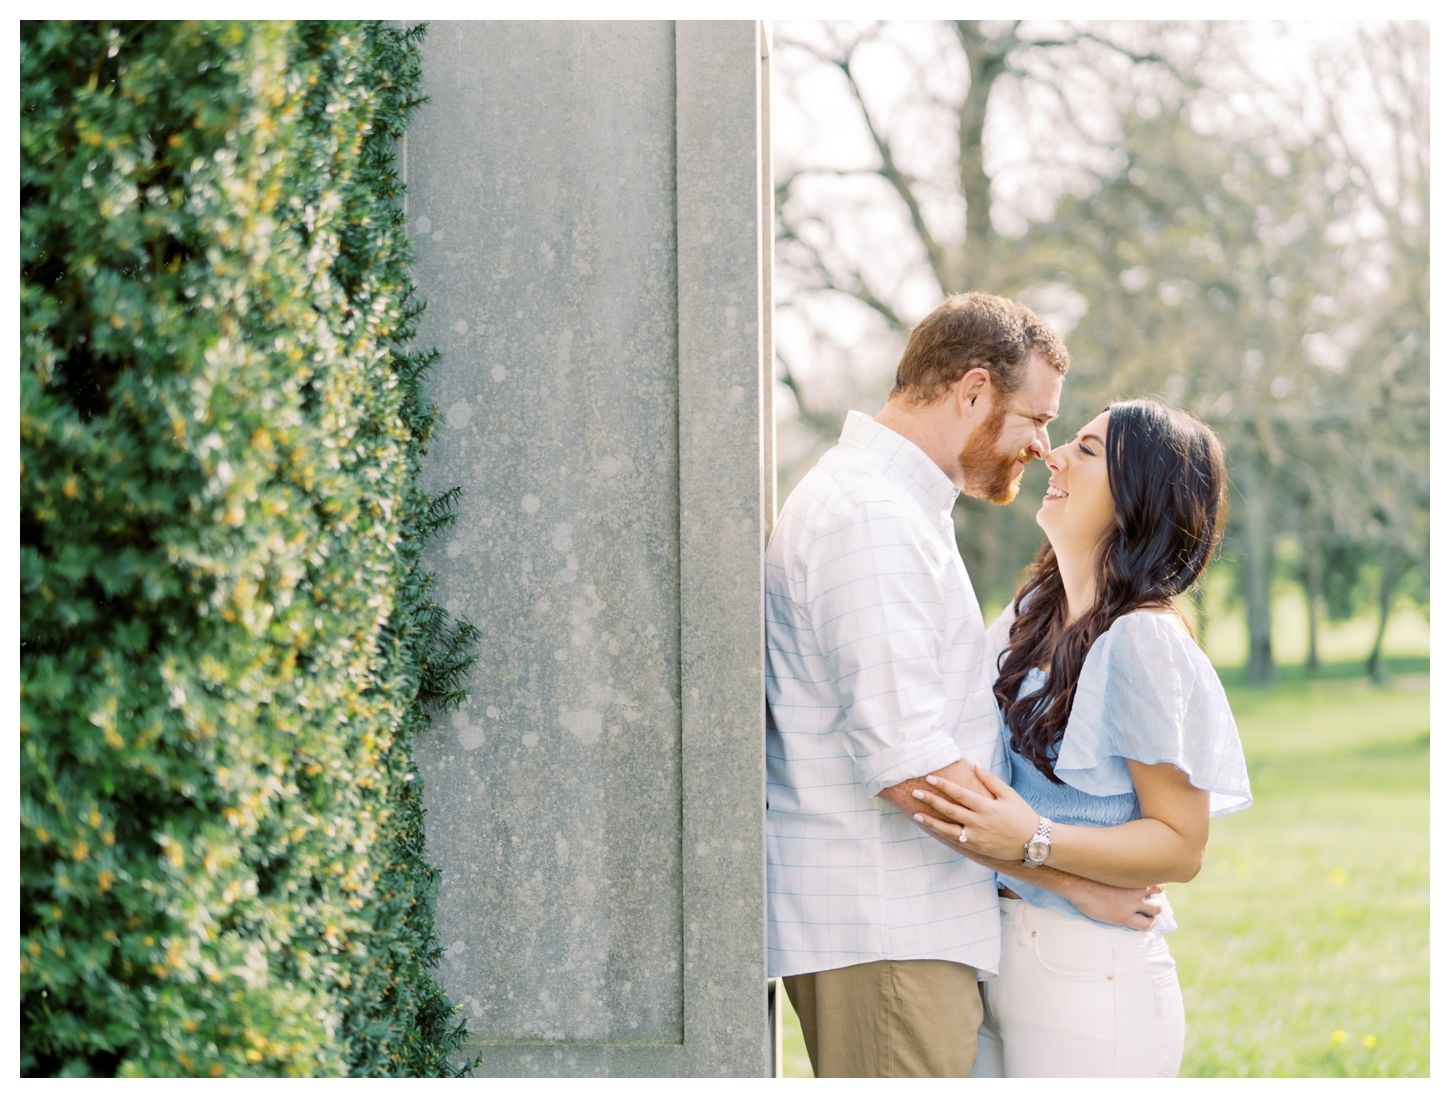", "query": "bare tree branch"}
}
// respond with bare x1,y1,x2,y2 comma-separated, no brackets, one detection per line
828,49,952,295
